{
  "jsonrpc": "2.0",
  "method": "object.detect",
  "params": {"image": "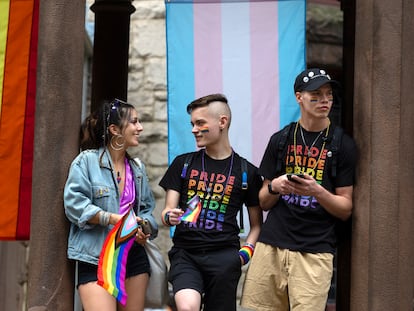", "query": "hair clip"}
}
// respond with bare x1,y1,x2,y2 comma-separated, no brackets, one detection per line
111,98,121,110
